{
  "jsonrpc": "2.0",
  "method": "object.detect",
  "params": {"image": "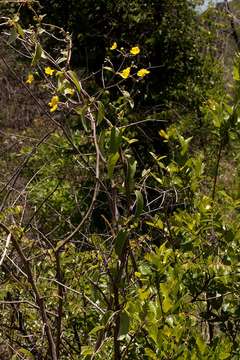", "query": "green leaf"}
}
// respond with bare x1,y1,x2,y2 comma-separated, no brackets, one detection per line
31,43,43,66
11,348,34,359
67,70,81,93
109,127,122,154
16,23,24,38
126,159,137,194
98,130,106,156
97,101,105,124
134,190,143,218
196,335,206,354
8,27,17,44
146,218,163,230
178,135,192,155
81,346,93,357
161,283,173,313
118,311,129,337
150,152,167,169
115,230,128,257
162,295,172,313
149,323,158,344
107,152,119,179
145,348,158,360
89,324,104,335
74,105,90,132
219,352,231,360
233,65,240,81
